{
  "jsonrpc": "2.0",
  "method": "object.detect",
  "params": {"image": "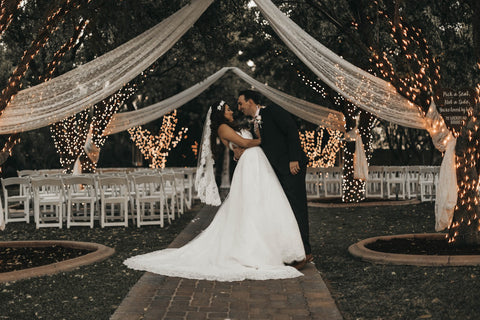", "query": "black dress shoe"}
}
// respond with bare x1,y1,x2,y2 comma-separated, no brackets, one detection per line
292,258,307,270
